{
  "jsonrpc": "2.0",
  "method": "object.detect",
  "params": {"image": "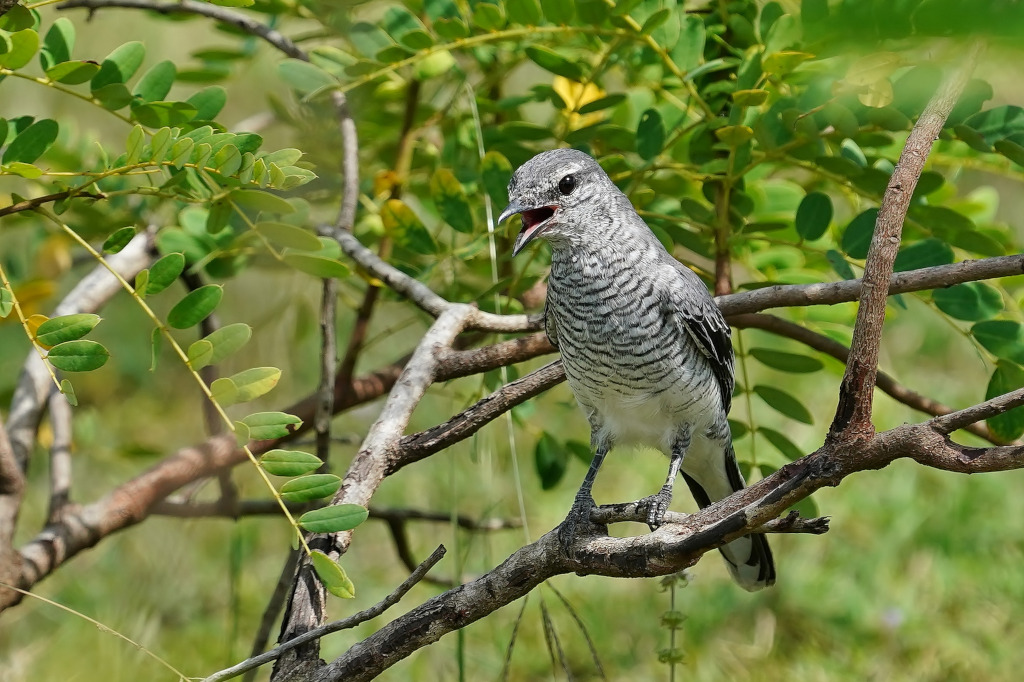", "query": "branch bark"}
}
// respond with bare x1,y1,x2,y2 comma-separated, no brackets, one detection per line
831,44,983,439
